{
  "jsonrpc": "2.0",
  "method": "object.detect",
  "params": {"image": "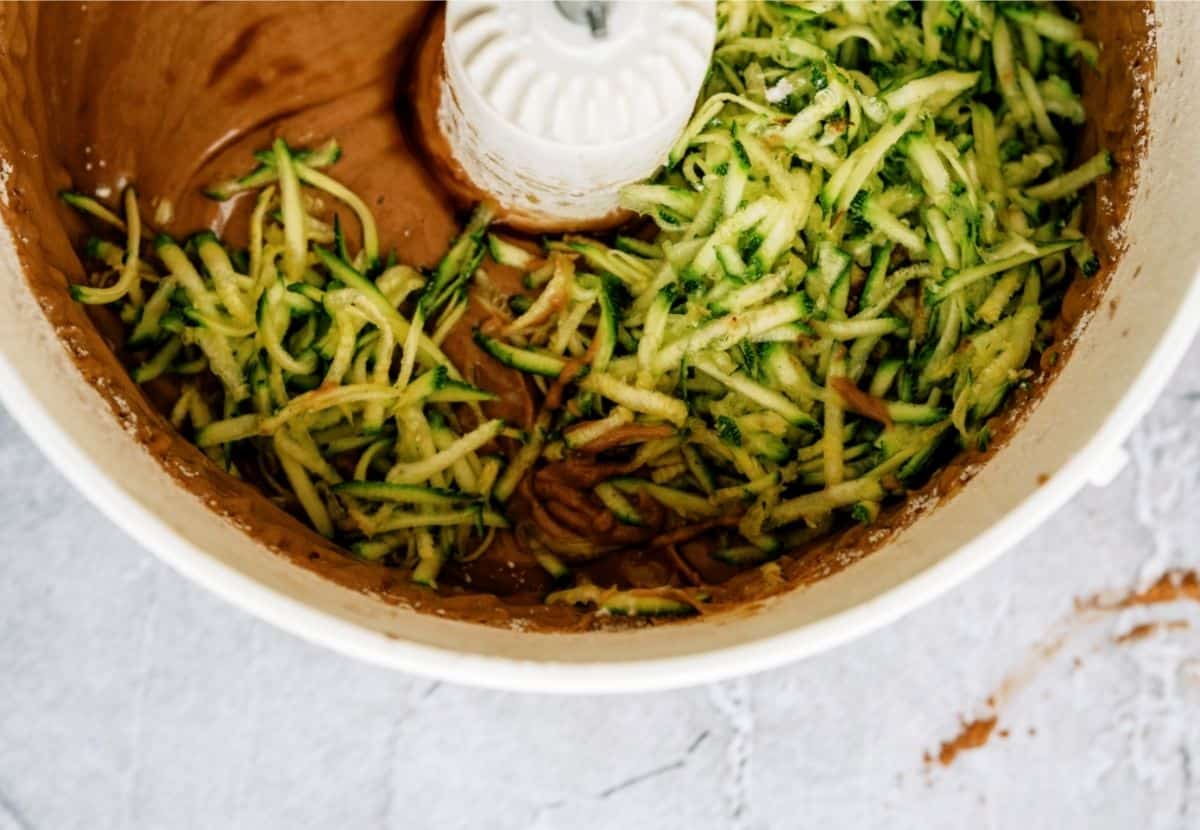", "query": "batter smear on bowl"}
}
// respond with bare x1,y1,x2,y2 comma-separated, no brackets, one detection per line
4,1,1153,627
